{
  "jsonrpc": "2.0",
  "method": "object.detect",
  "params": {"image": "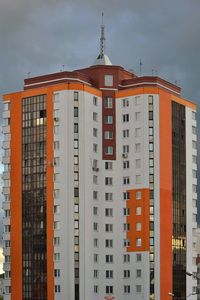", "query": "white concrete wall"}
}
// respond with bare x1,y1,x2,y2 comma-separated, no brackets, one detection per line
186,106,198,299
